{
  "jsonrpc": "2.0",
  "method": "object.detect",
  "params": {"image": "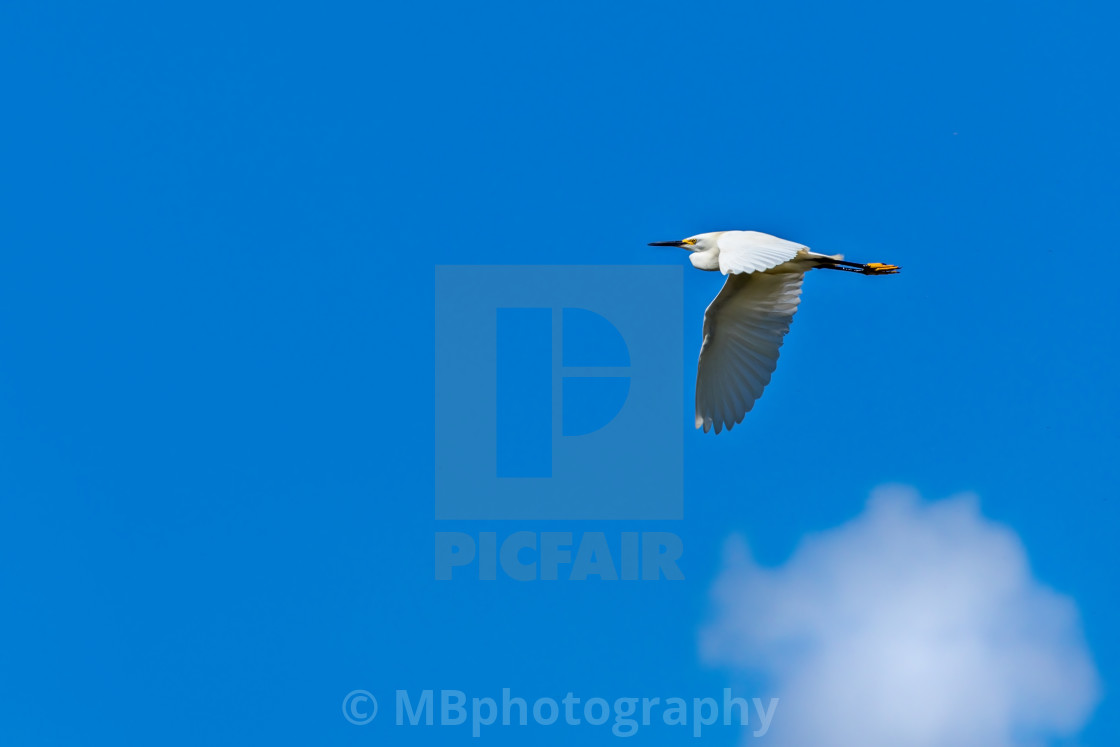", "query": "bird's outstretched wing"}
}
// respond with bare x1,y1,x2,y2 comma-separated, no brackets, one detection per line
716,231,805,275
695,271,804,433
